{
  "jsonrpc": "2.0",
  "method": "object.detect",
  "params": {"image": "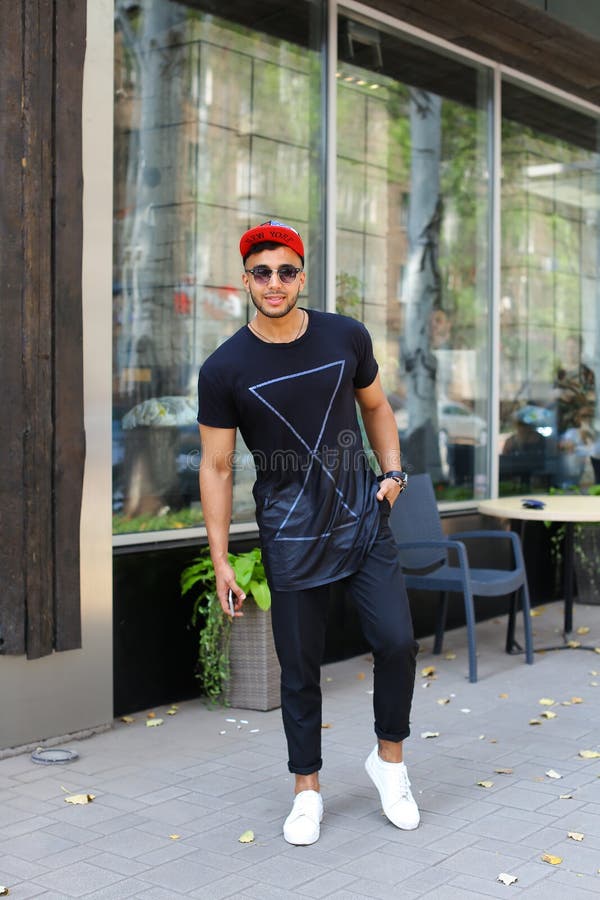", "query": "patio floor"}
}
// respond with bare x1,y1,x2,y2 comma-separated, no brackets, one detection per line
2,598,600,899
